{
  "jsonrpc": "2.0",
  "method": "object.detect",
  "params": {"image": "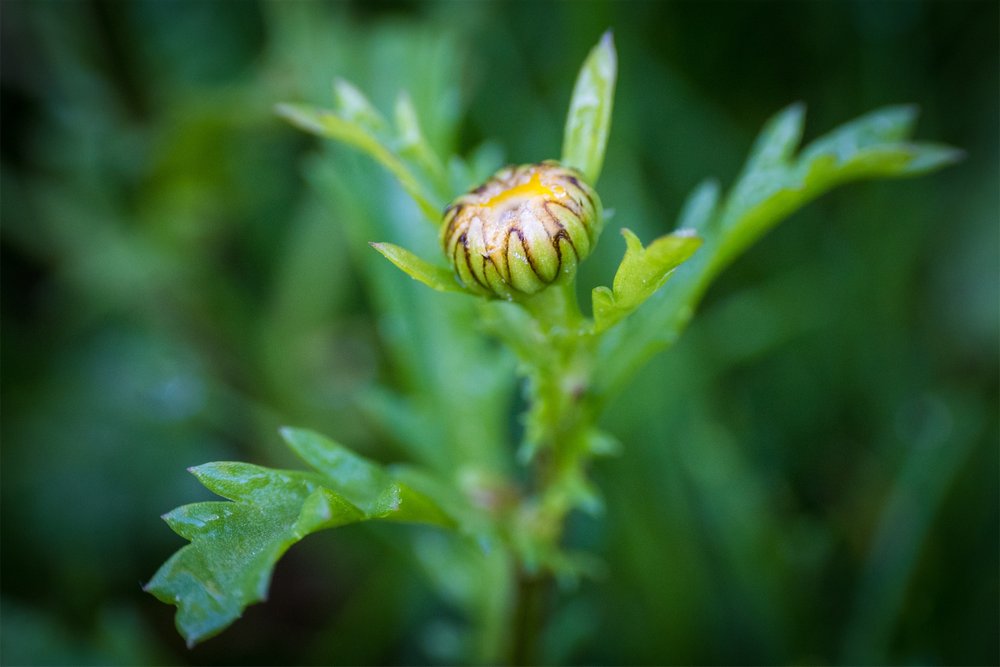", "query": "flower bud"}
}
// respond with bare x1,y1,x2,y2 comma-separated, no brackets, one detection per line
441,161,602,298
